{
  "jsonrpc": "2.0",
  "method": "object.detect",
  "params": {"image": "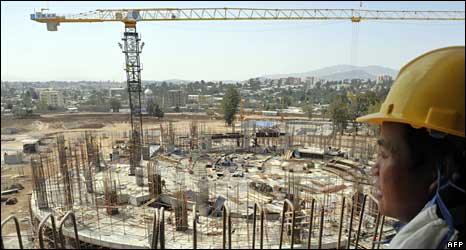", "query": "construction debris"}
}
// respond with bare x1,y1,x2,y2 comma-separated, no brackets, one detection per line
5,197,18,205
